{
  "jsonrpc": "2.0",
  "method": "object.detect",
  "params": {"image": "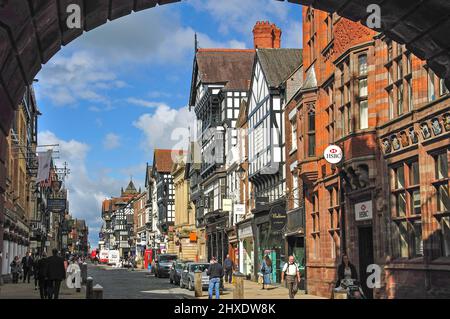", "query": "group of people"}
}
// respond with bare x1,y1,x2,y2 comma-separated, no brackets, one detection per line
9,248,83,299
